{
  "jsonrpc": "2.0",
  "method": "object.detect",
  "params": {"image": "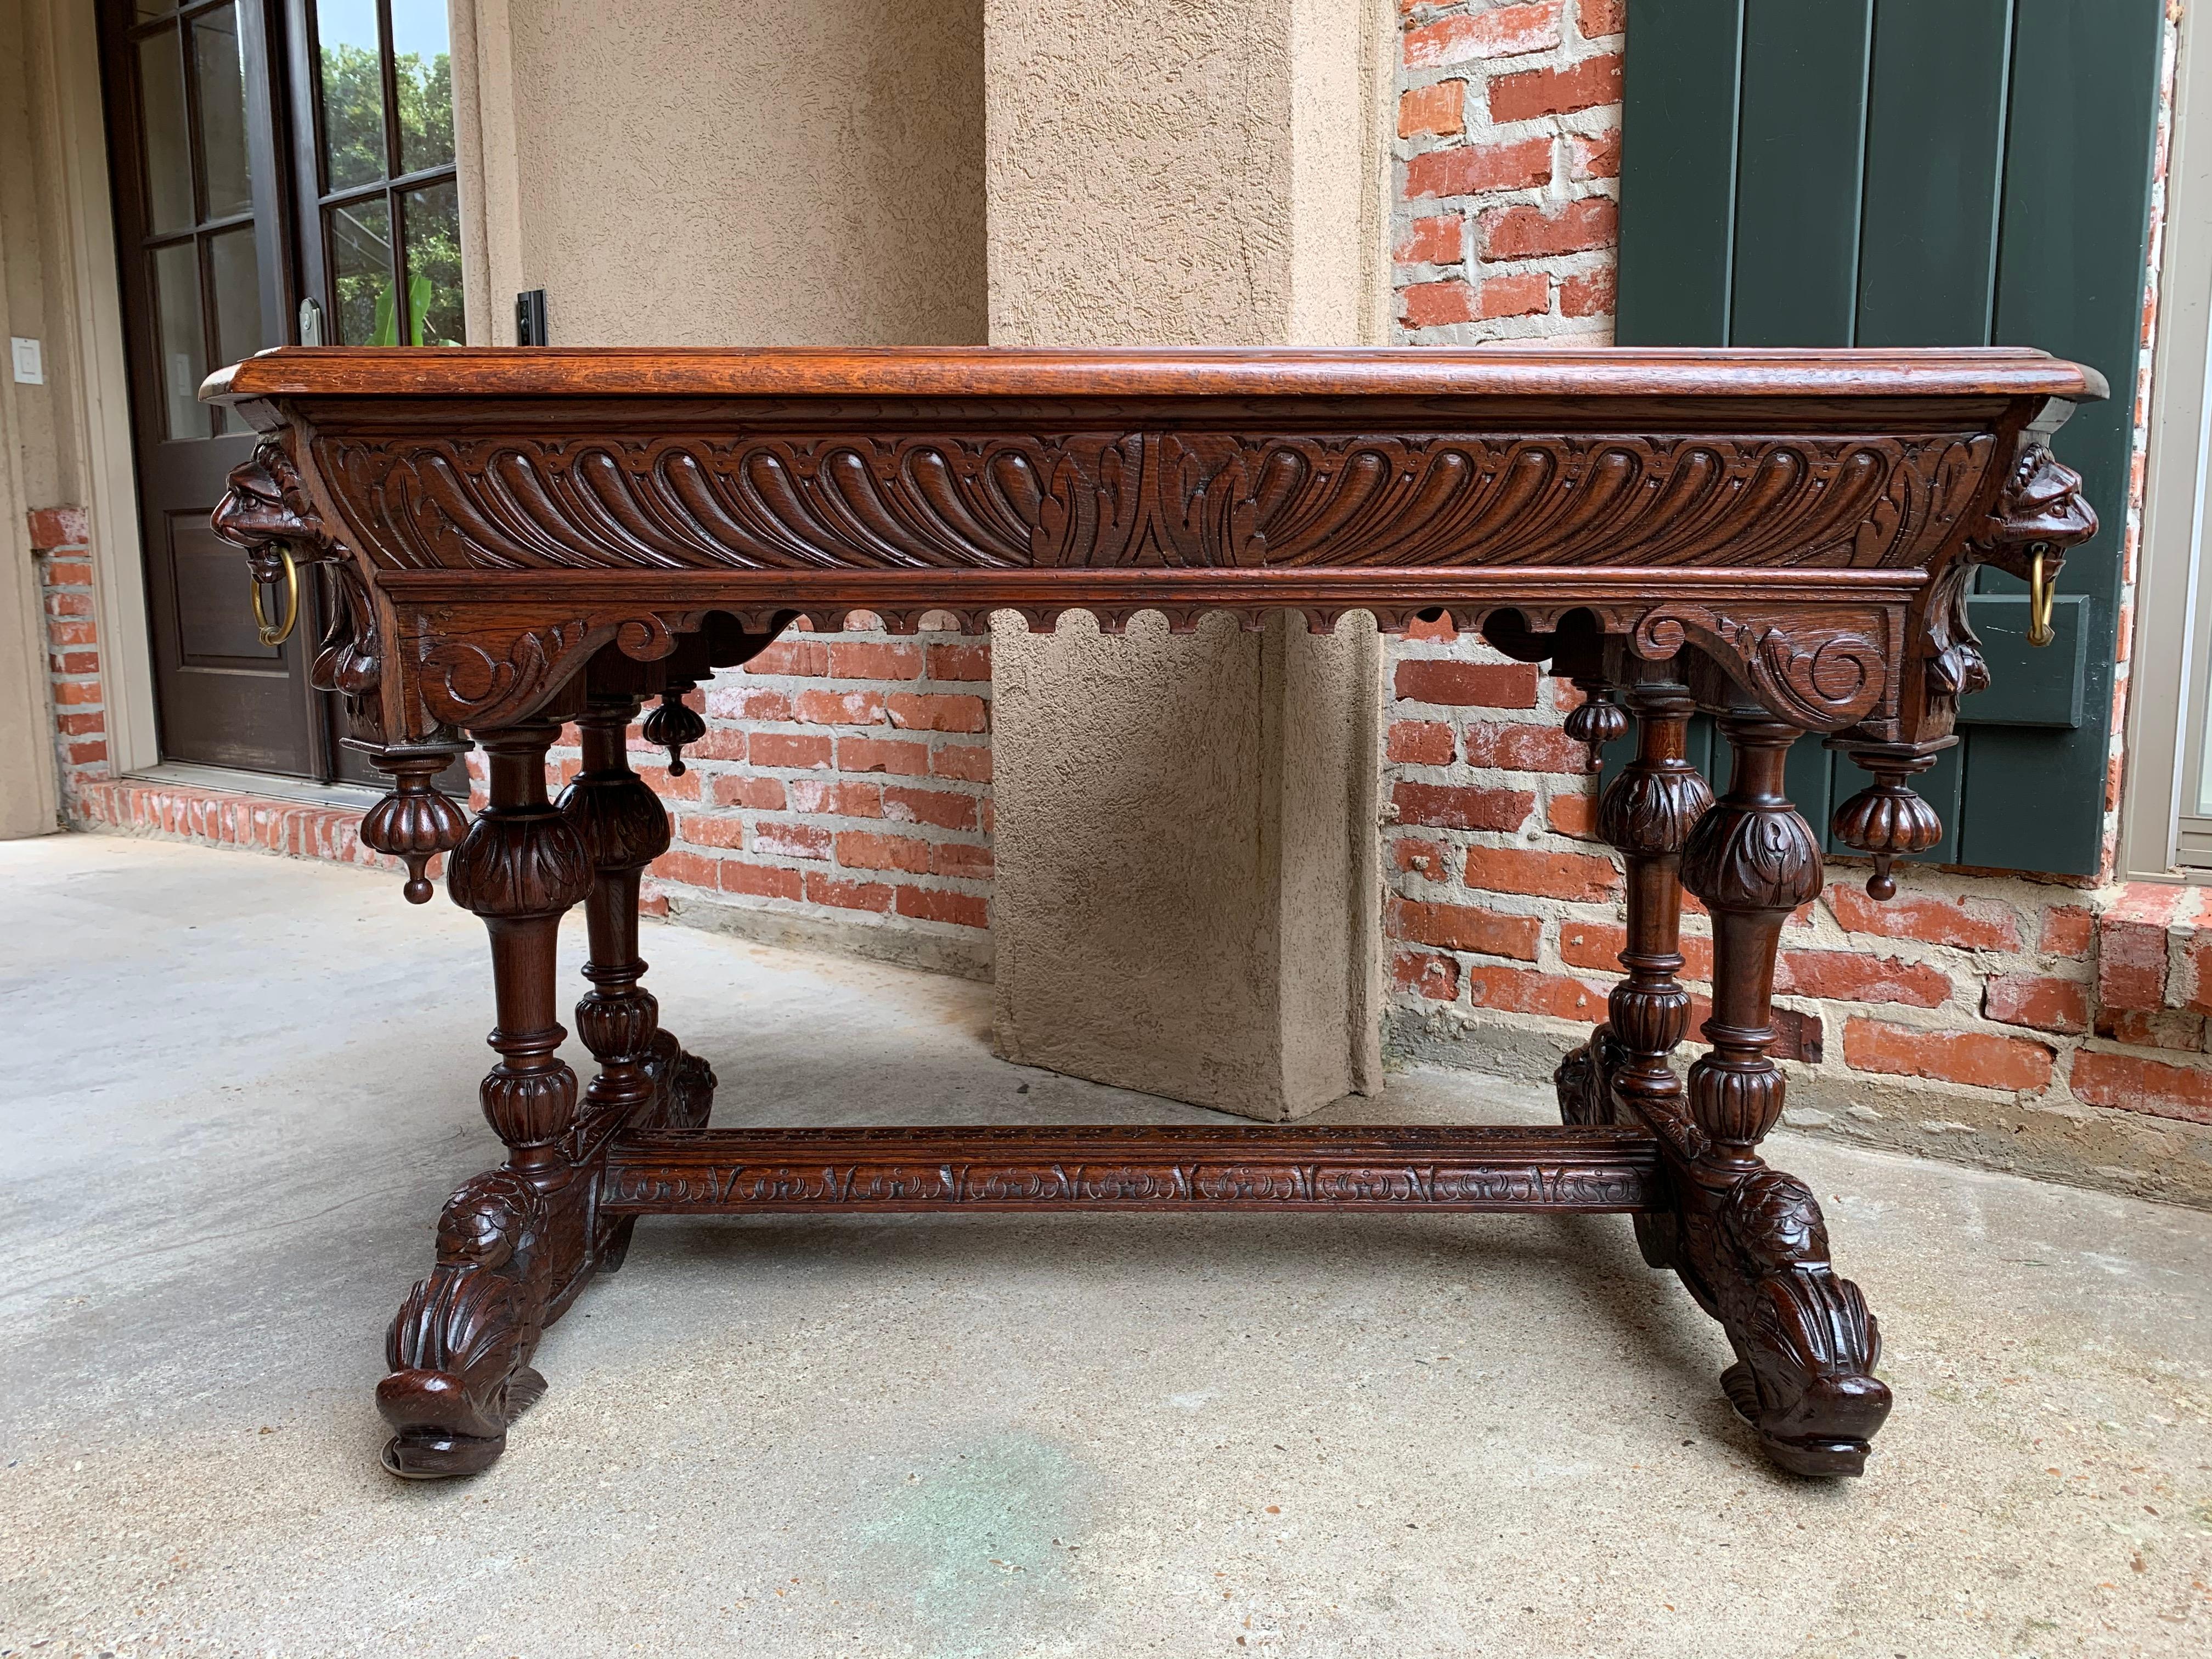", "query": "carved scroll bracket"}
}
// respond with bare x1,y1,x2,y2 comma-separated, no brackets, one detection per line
406,605,794,735
1630,603,1898,733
